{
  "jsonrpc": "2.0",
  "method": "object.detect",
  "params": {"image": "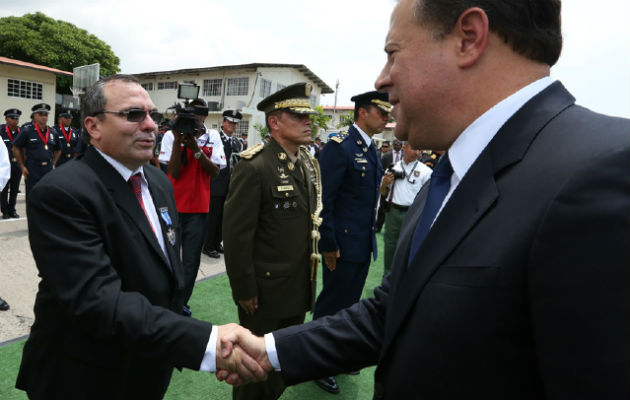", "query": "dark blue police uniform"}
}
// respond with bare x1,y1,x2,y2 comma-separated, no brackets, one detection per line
52,124,79,166
313,124,383,319
13,121,59,196
1,108,23,218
